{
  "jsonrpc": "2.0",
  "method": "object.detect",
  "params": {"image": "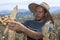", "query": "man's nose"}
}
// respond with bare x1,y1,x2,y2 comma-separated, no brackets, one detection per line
36,13,40,15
